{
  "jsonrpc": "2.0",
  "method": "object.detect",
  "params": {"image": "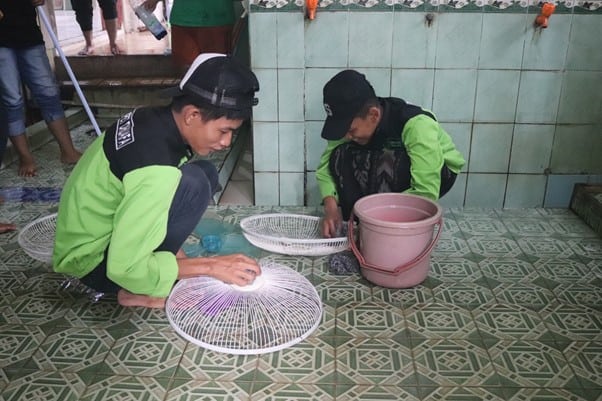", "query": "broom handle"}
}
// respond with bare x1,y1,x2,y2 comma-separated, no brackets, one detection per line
37,5,102,137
